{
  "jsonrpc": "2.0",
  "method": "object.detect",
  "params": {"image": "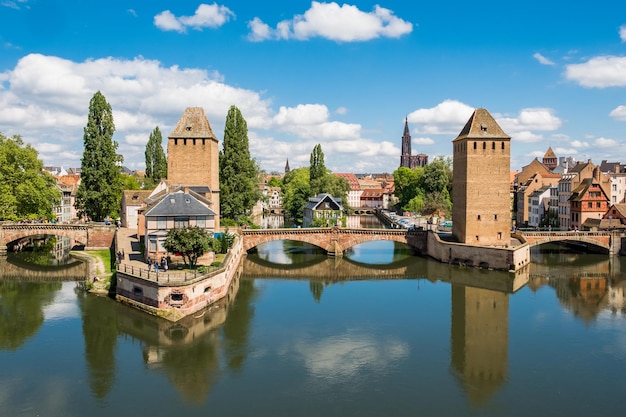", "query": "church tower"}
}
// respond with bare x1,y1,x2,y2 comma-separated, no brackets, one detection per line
542,147,557,171
452,108,510,246
400,118,412,168
400,118,428,169
167,107,220,228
